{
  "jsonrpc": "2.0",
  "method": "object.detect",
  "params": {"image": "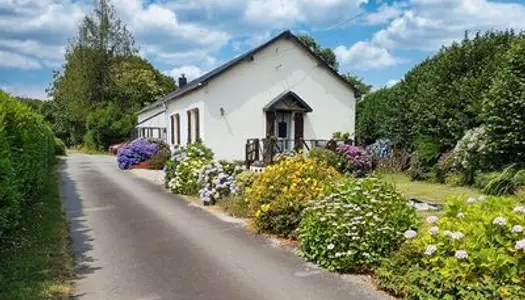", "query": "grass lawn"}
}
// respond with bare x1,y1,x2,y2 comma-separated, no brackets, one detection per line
0,168,74,299
377,172,482,204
